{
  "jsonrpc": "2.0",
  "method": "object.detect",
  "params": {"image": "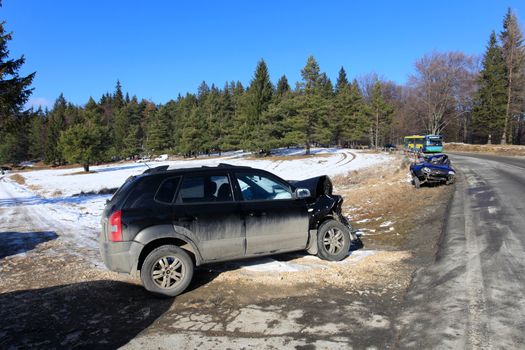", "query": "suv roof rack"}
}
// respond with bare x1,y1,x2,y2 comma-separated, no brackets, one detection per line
142,165,169,174
217,163,251,168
